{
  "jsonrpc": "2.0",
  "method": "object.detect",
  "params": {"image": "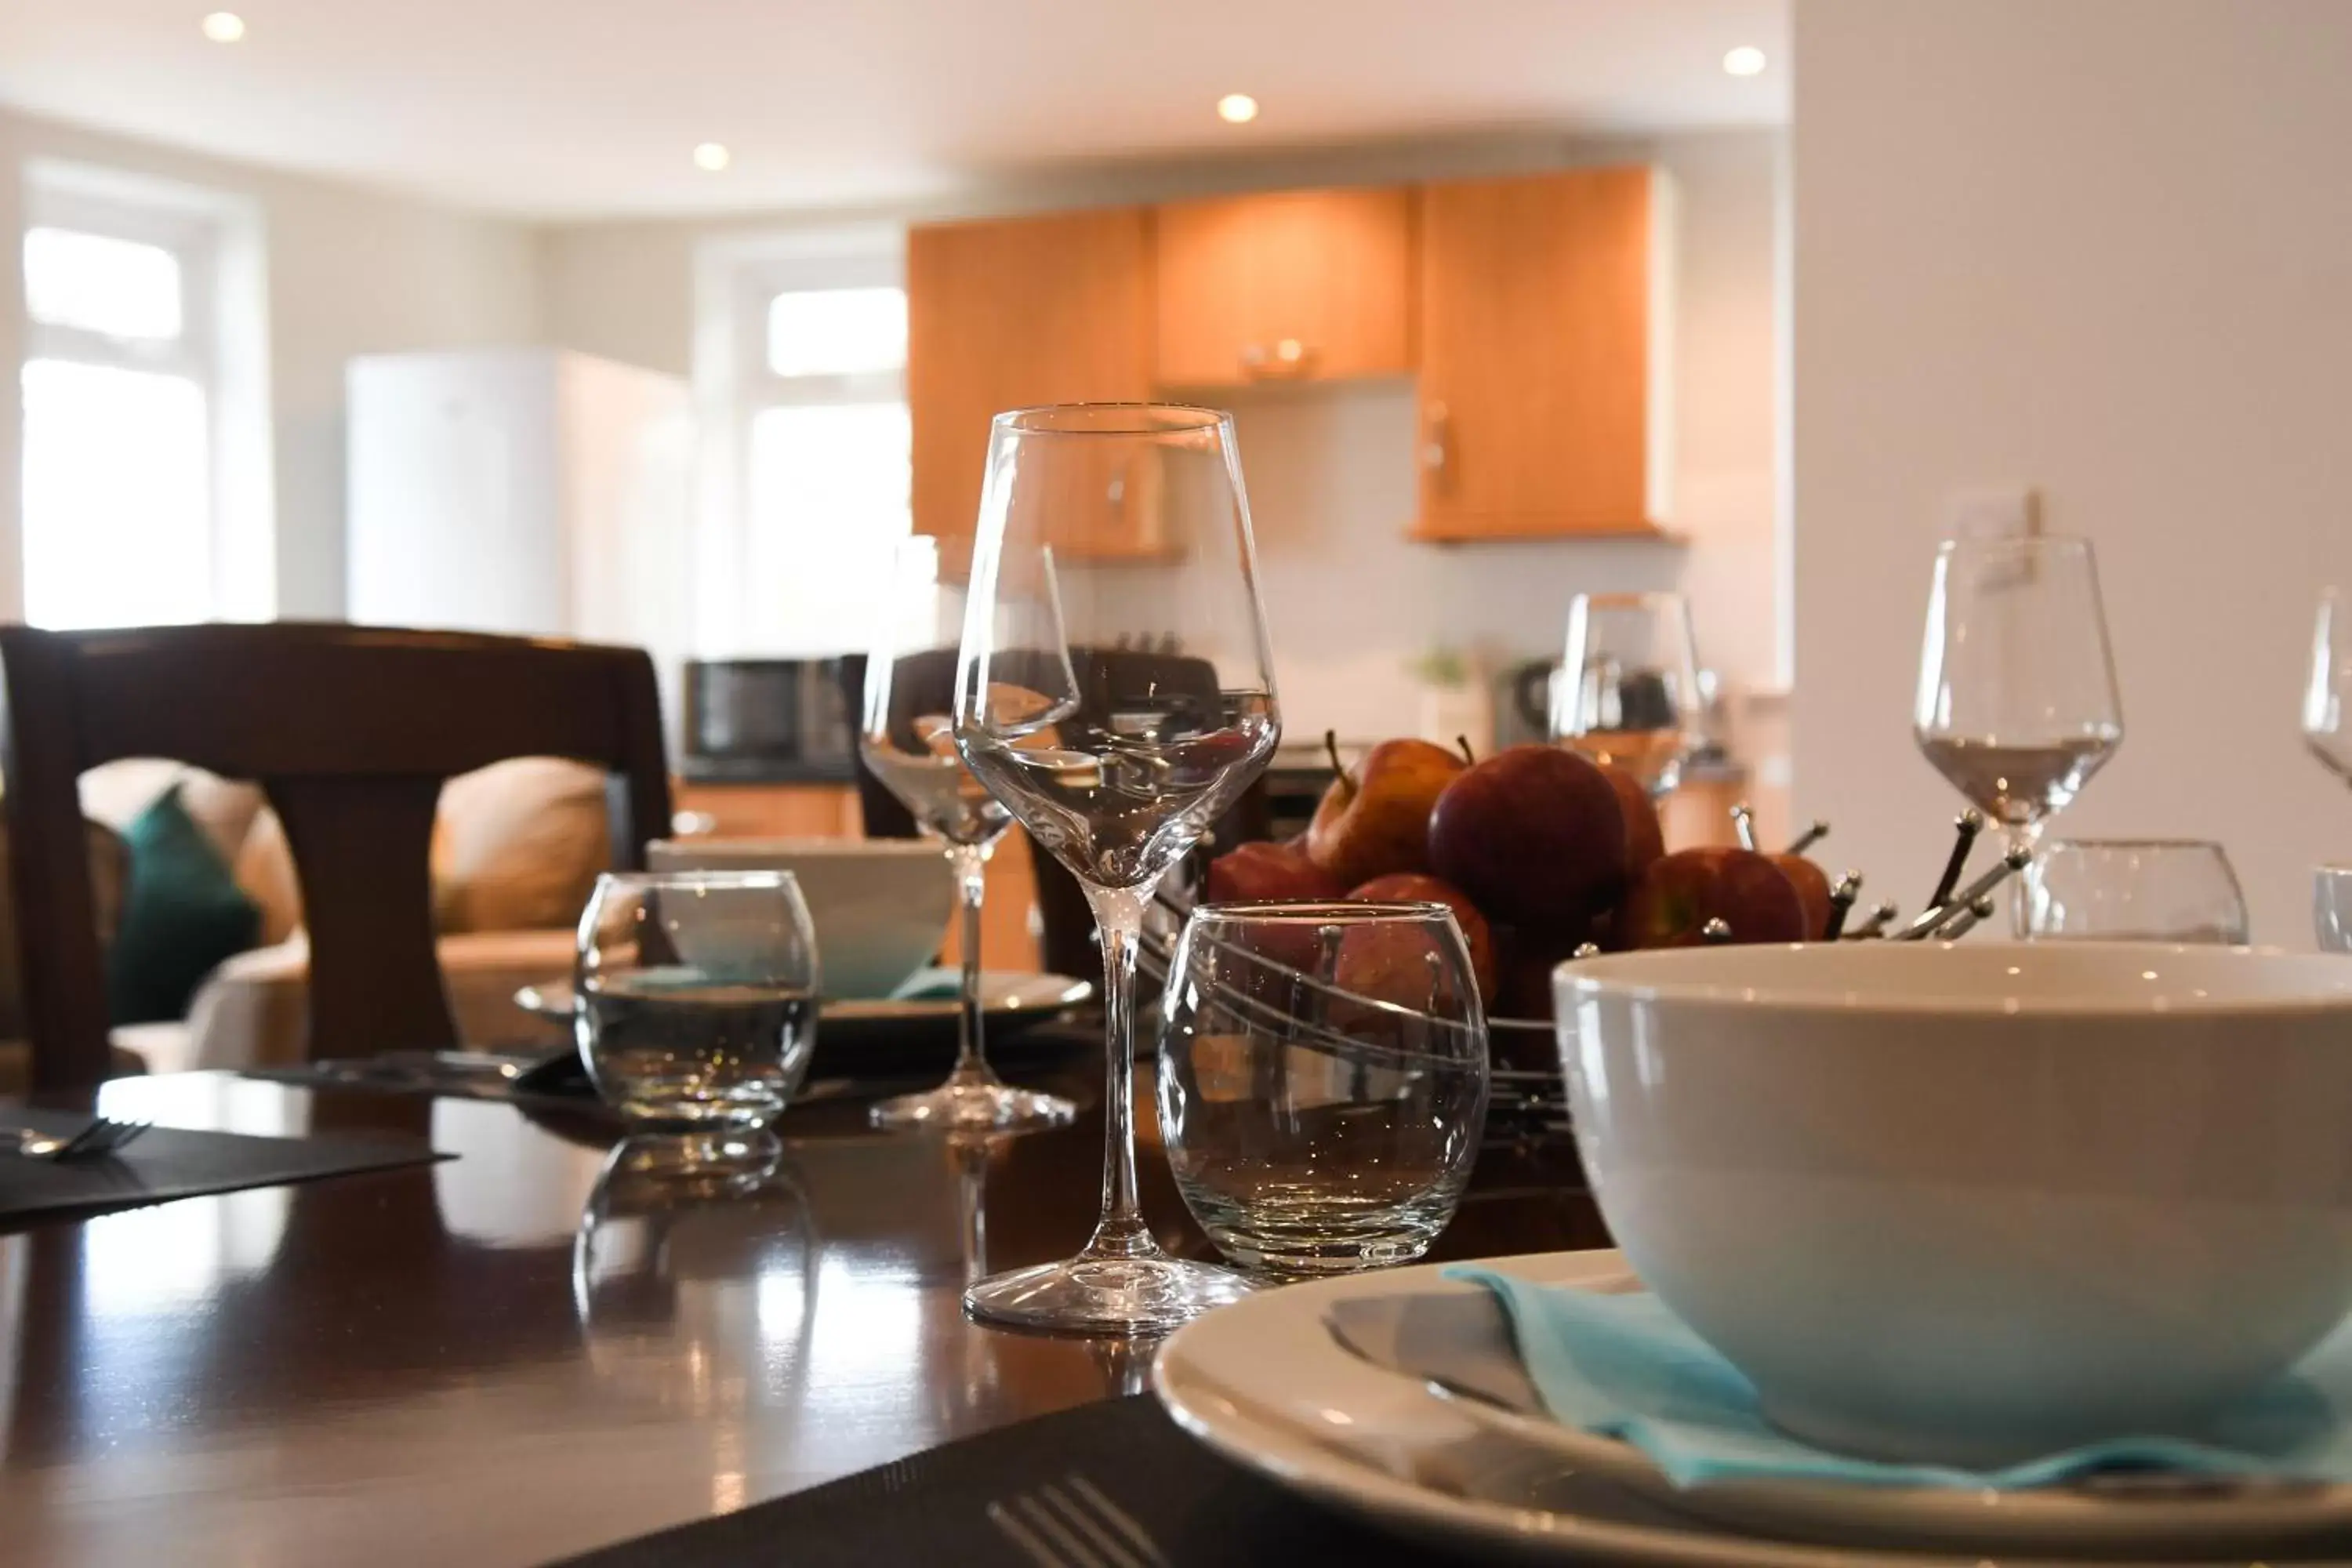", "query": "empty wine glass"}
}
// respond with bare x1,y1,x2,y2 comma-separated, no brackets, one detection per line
1158,902,1489,1279
859,535,1076,1133
953,403,1281,1336
1550,591,1704,797
2024,840,2249,944
2303,589,2352,783
1914,535,2124,933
